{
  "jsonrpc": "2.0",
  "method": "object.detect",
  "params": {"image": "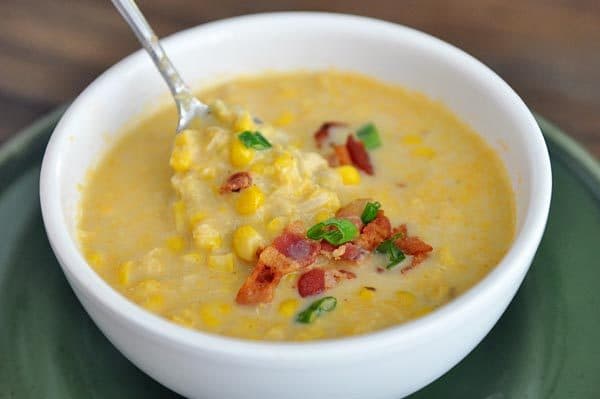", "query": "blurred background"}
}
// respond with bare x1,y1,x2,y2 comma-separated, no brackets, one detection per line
0,0,598,157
